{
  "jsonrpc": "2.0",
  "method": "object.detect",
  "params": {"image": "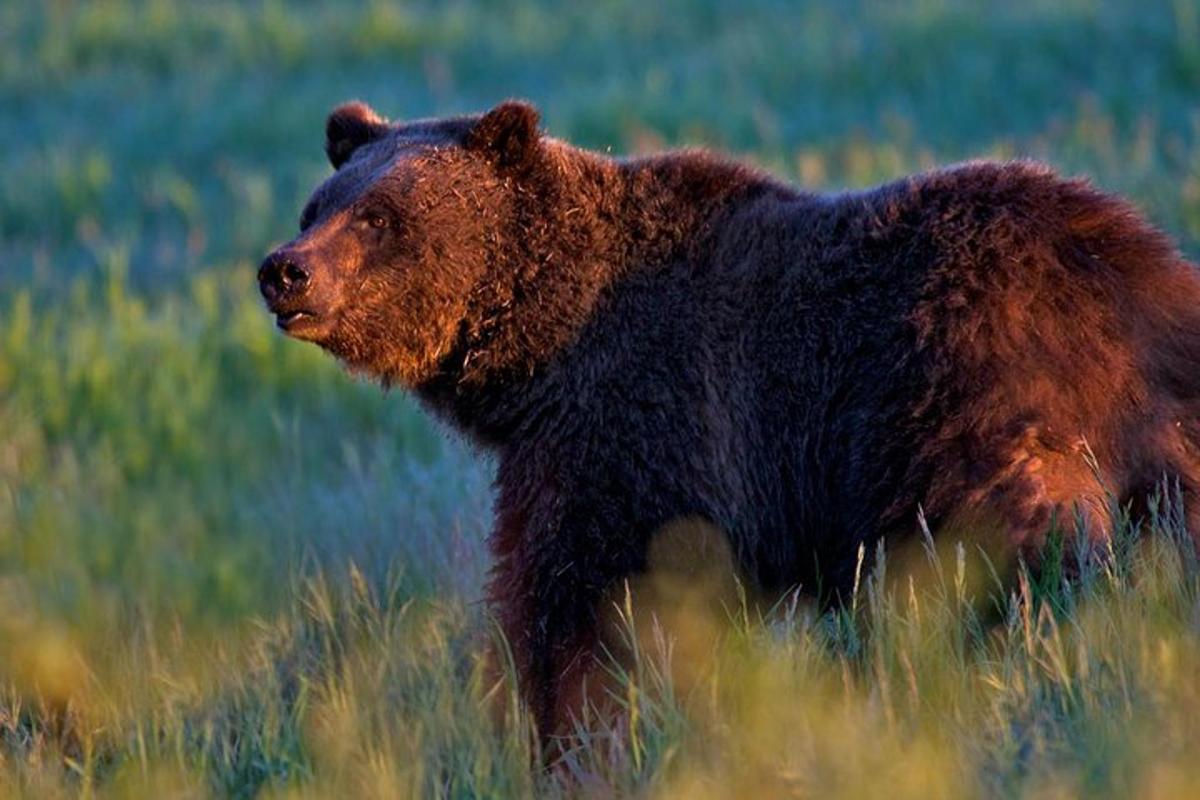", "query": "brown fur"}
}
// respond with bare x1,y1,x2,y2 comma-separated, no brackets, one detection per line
260,100,1200,739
